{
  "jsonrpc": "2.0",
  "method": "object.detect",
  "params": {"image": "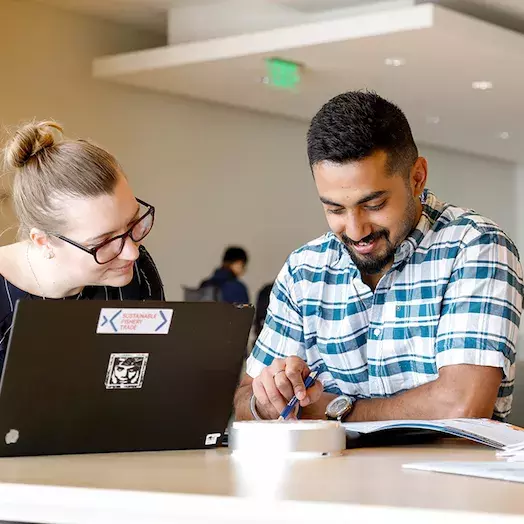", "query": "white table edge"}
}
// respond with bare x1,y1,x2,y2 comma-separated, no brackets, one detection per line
0,482,522,524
